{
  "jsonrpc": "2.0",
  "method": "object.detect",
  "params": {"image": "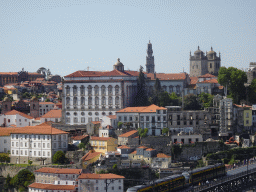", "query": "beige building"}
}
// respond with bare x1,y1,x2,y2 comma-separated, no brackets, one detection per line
118,130,138,145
